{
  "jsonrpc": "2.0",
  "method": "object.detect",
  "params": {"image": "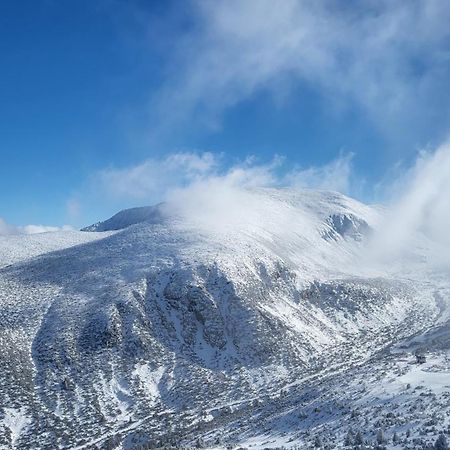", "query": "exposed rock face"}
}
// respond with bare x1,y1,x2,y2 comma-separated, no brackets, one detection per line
323,213,371,241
